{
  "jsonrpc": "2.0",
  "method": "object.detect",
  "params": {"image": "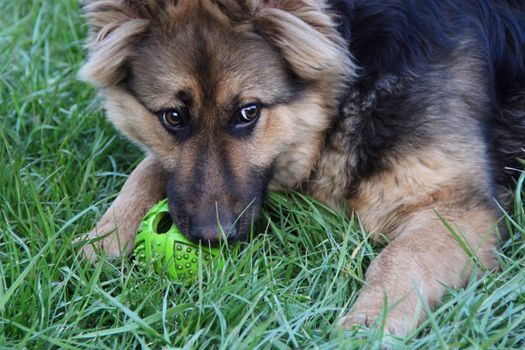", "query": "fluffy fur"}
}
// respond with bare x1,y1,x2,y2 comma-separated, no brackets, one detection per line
79,0,525,337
